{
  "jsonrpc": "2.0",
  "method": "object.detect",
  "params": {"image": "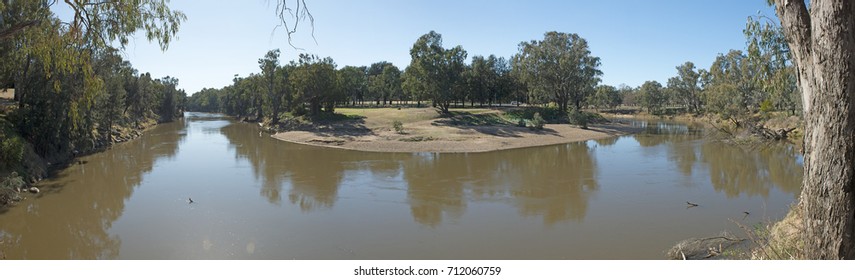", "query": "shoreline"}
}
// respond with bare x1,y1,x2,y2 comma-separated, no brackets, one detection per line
272,122,643,153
